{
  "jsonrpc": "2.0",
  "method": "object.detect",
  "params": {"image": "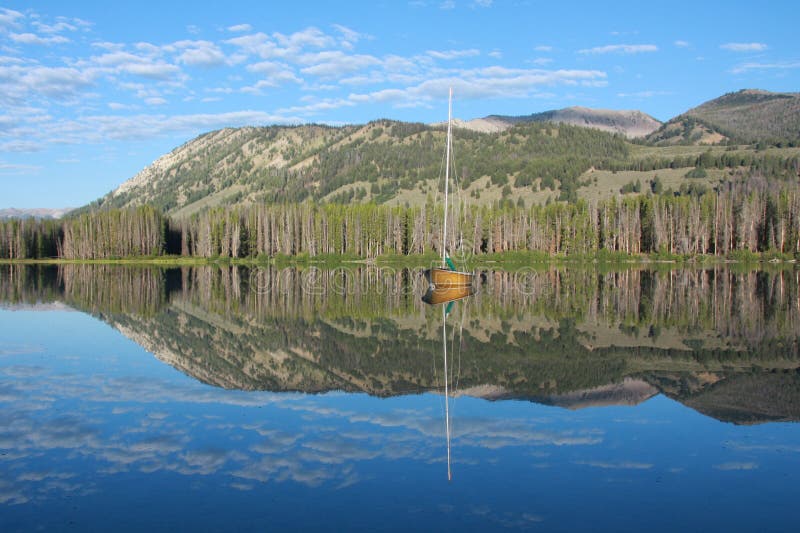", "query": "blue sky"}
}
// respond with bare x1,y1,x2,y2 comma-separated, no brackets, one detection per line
1,0,798,208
